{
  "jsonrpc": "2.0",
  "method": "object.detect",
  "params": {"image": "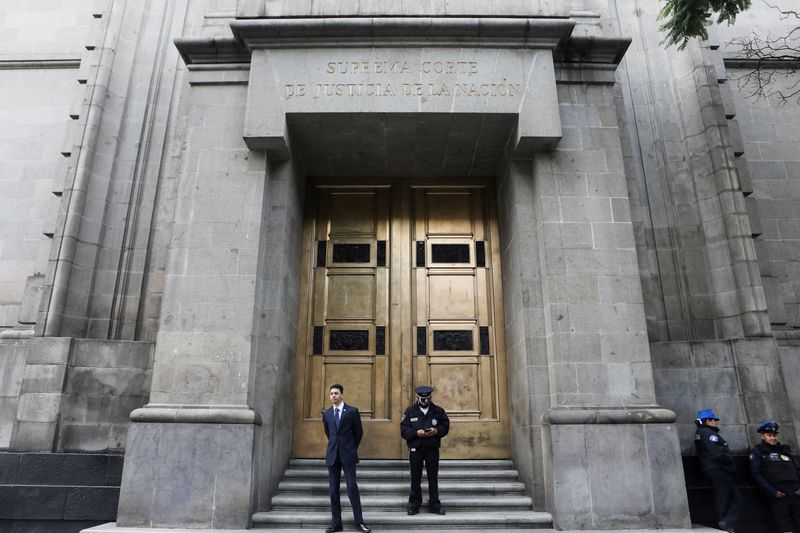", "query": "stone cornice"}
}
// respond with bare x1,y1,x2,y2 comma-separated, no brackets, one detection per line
174,36,251,66
175,18,631,69
230,17,576,50
0,58,81,70
555,35,631,65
